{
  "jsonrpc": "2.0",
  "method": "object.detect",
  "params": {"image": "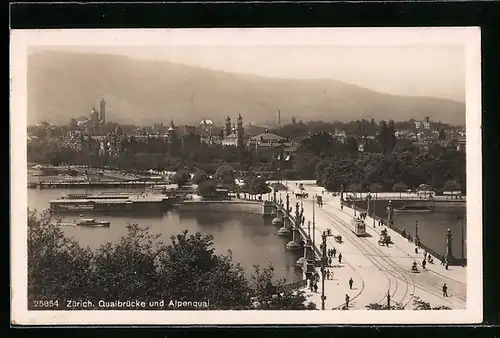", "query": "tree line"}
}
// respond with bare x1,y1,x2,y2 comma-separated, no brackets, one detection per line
28,210,316,310
28,118,465,193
